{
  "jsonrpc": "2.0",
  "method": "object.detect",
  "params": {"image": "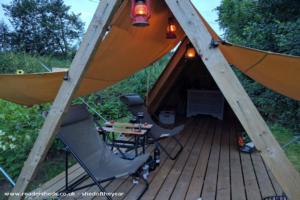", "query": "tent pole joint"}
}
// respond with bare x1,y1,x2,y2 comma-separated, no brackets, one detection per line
209,38,220,49
63,71,69,81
